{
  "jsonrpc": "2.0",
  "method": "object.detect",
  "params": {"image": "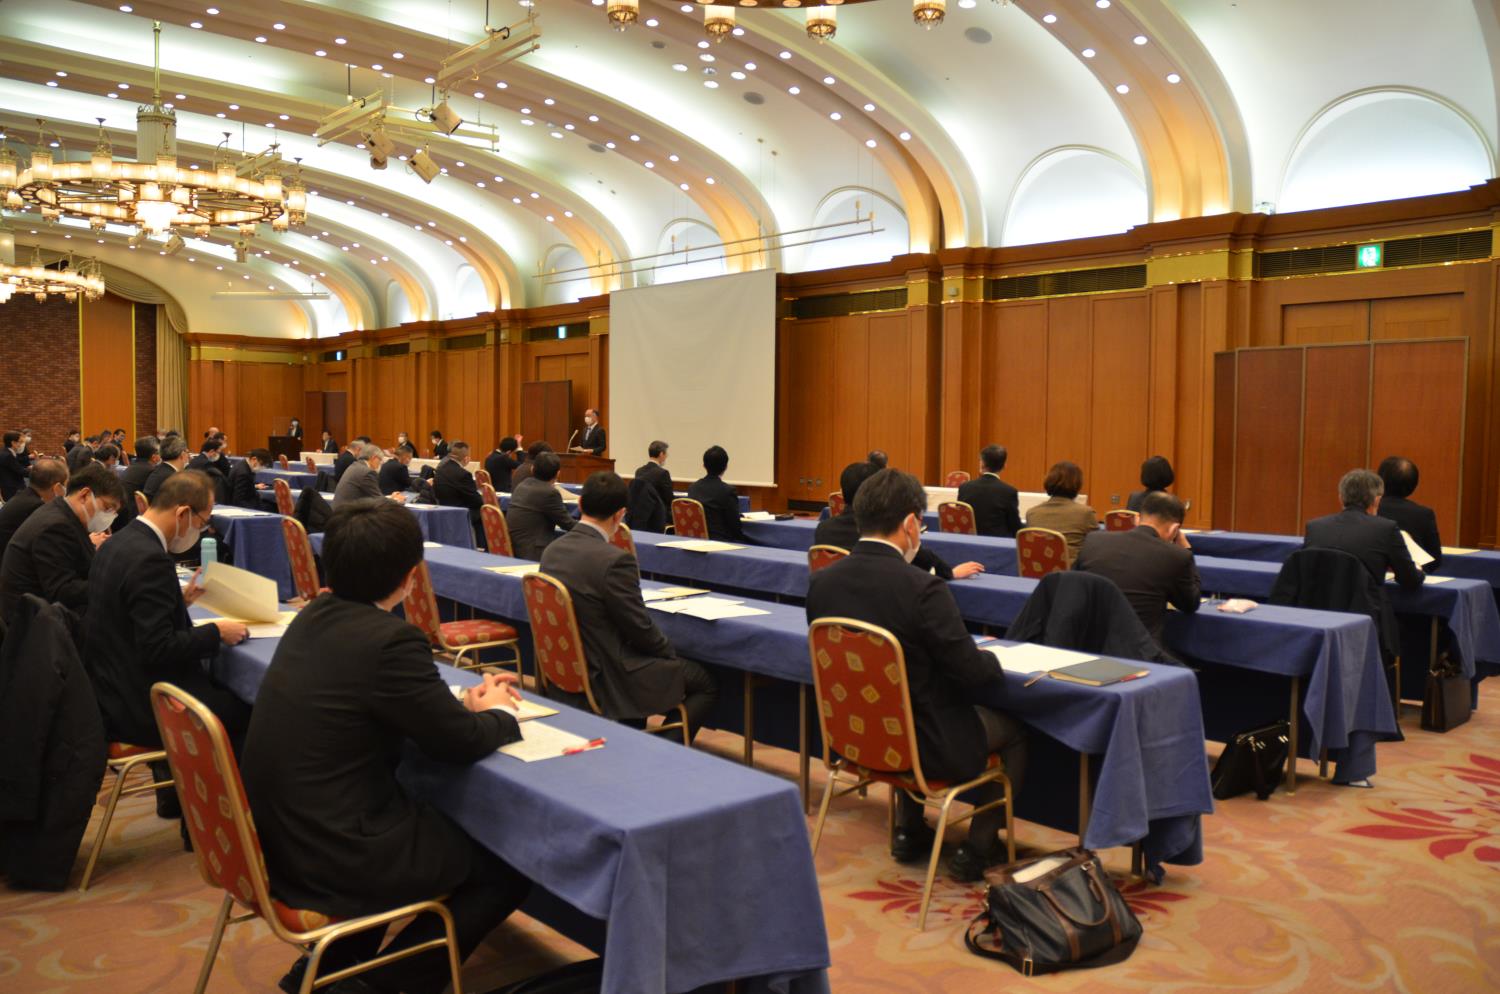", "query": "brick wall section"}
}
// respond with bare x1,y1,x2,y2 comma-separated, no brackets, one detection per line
0,295,81,455
134,302,158,439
